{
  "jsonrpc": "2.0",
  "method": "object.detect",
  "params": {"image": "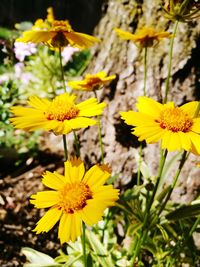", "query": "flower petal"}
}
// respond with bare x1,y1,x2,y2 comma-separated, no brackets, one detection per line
64,158,85,183
65,32,100,49
42,171,66,190
58,213,81,243
33,207,62,234
30,191,59,208
83,164,111,189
